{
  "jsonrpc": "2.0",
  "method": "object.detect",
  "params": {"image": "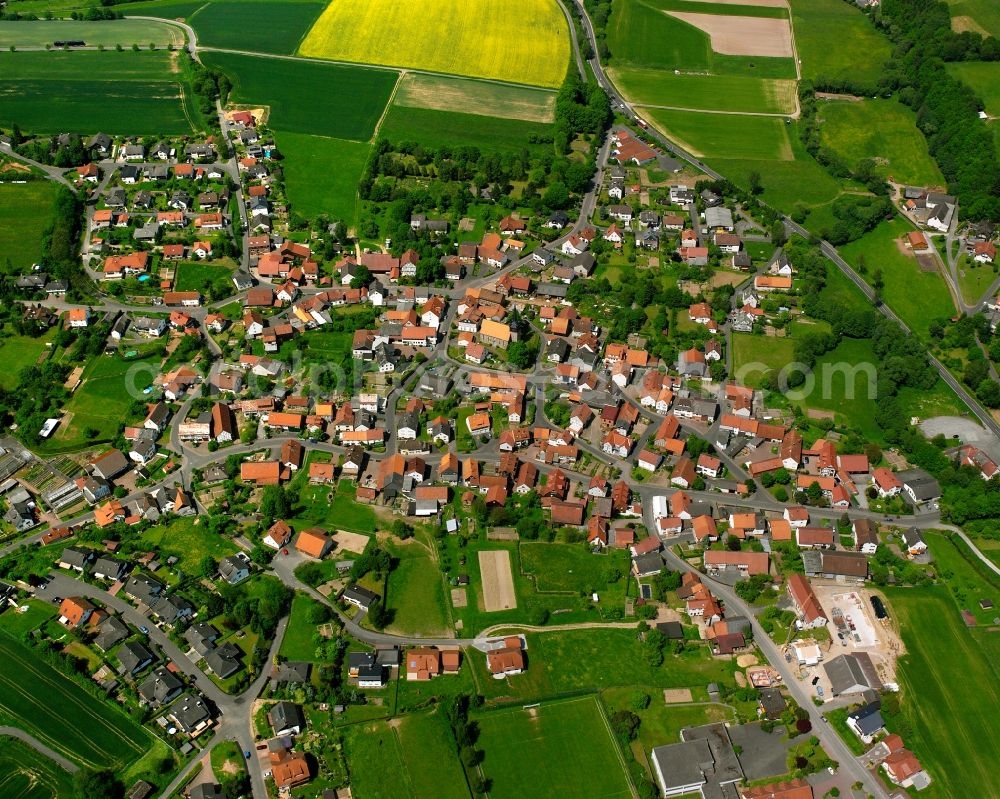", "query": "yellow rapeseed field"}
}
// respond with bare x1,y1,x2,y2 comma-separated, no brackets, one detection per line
299,0,570,88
